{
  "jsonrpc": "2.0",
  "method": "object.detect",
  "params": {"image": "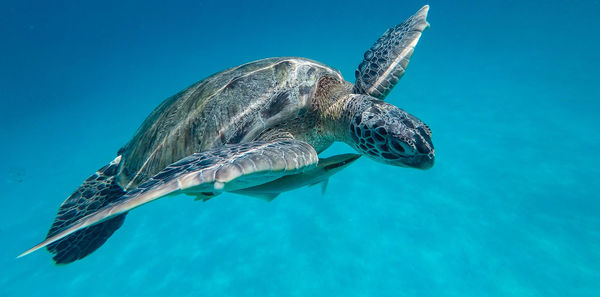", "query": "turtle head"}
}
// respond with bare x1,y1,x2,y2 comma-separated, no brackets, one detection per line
346,96,434,169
